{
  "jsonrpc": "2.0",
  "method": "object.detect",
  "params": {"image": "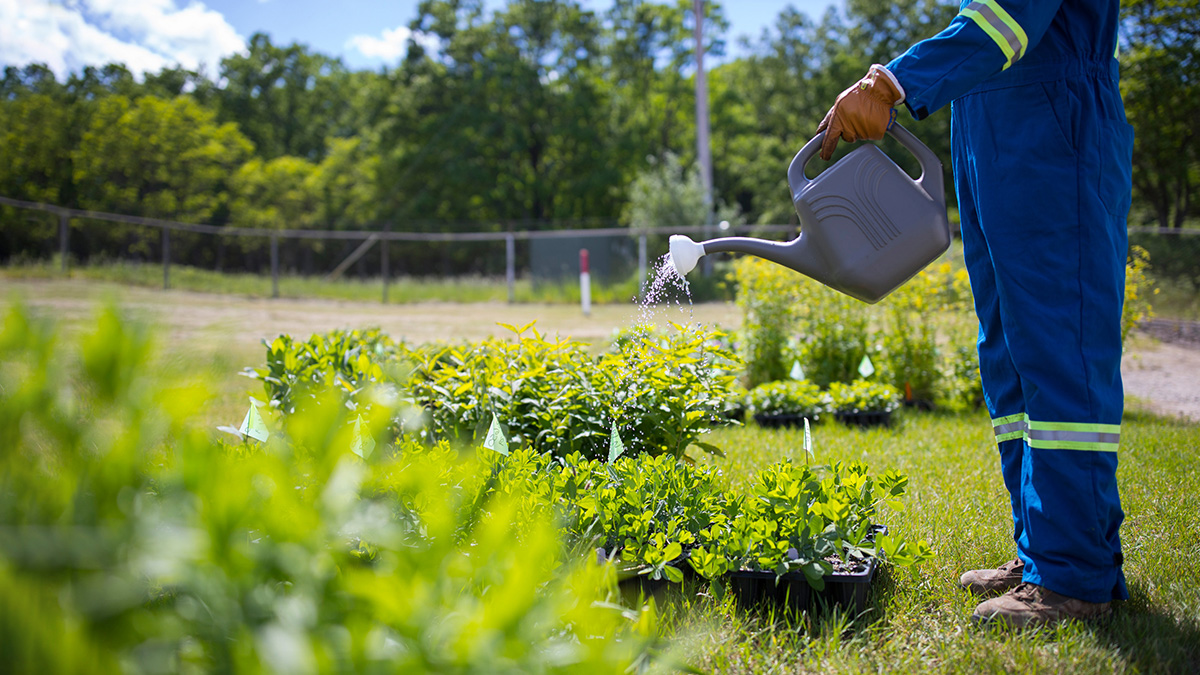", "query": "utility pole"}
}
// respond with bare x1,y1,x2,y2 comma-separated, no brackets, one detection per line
693,0,714,275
